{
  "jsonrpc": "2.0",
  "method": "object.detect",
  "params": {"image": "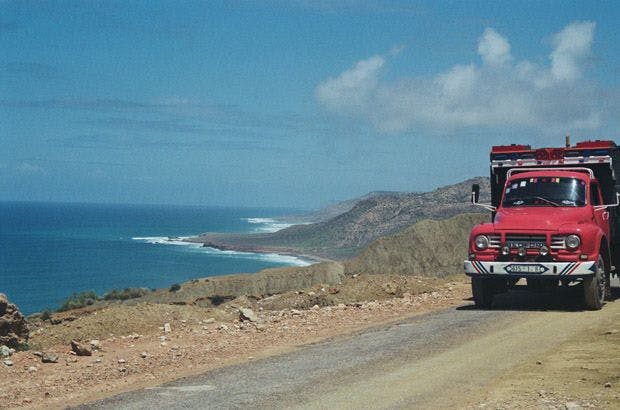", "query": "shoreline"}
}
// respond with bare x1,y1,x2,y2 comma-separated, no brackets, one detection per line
132,235,321,266
30,233,330,315
185,238,332,264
